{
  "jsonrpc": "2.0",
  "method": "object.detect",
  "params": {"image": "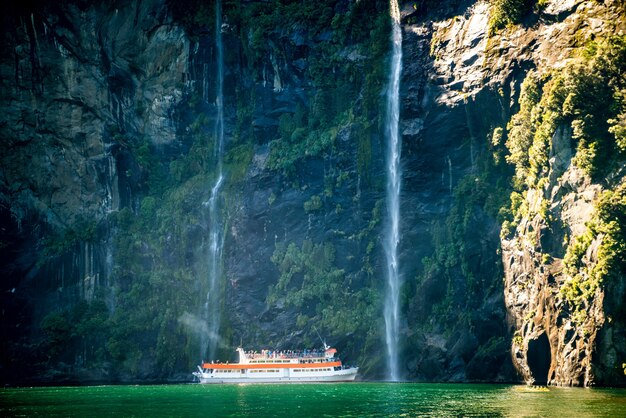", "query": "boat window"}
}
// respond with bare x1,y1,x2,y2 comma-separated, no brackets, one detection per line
249,369,280,373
